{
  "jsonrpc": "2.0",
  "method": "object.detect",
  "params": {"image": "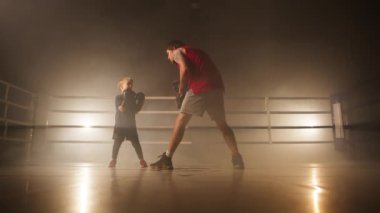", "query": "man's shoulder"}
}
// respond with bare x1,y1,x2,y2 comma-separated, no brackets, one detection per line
174,47,187,55
181,46,205,56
